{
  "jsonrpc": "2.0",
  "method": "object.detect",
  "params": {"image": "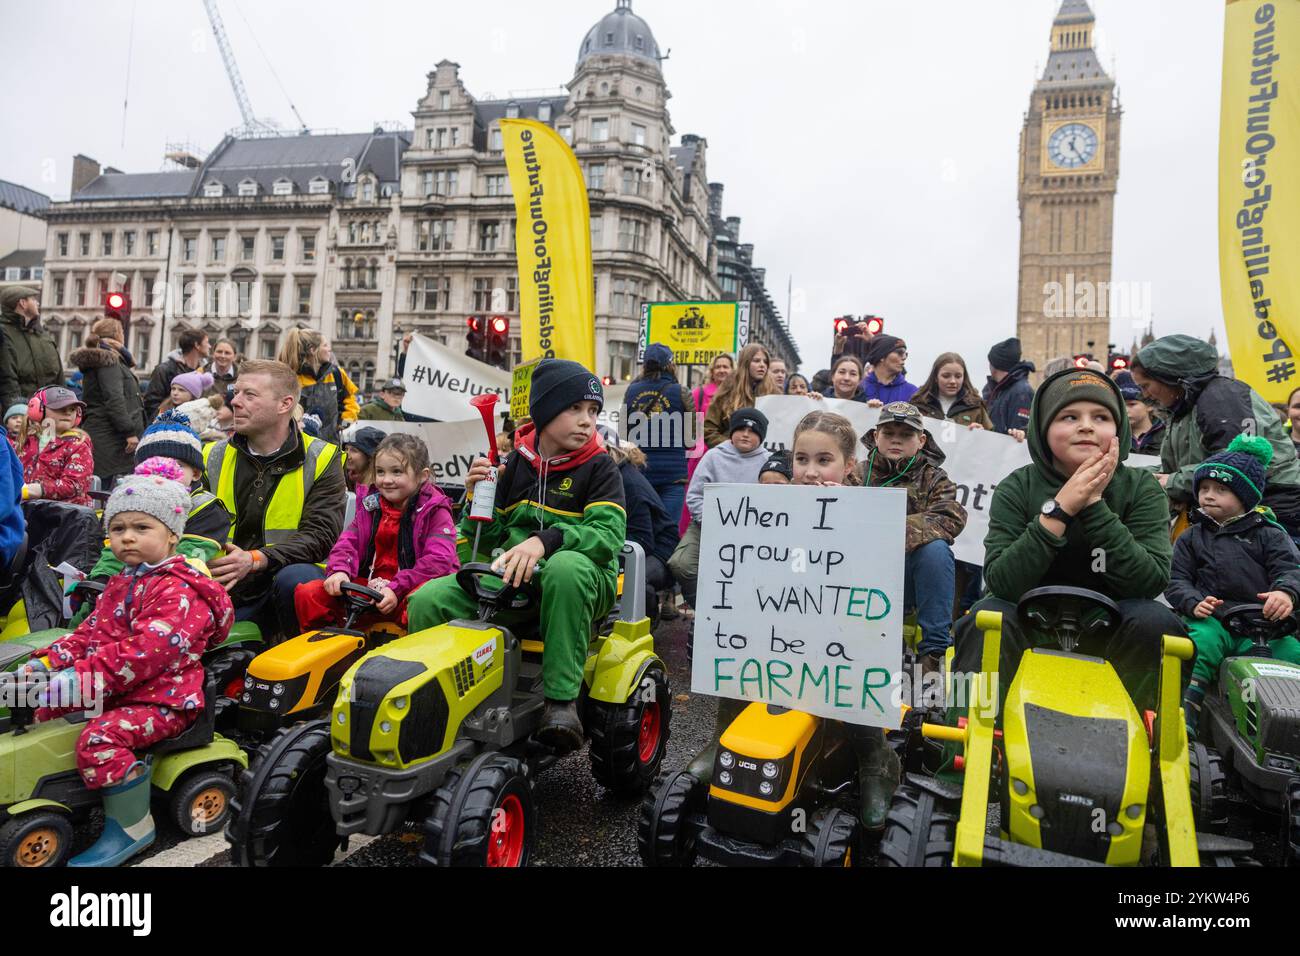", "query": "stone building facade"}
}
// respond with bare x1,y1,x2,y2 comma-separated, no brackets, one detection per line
1015,0,1122,373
